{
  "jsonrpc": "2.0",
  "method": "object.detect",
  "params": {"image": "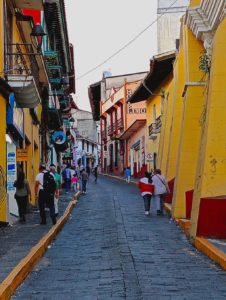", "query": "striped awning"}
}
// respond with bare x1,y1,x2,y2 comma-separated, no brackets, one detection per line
7,75,41,108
